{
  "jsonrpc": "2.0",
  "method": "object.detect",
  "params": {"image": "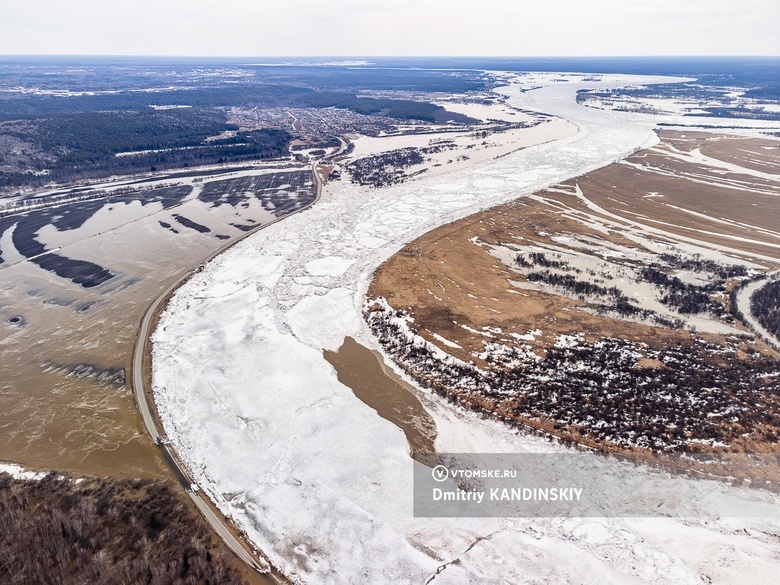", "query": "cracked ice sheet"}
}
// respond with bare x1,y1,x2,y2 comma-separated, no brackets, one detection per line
153,74,780,584
304,255,356,277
